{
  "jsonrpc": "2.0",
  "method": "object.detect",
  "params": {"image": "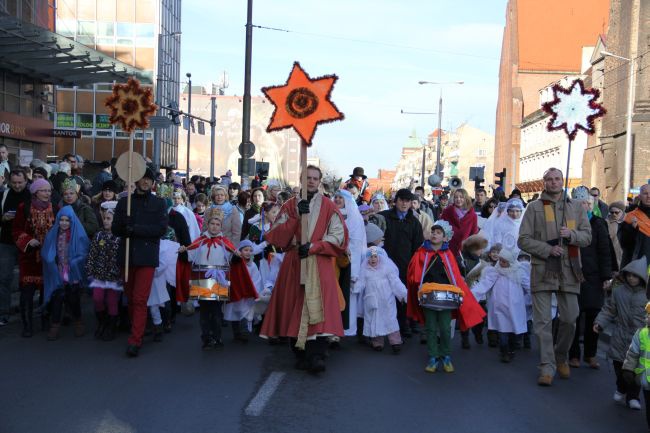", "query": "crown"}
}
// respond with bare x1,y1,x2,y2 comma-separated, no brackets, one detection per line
61,177,79,193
